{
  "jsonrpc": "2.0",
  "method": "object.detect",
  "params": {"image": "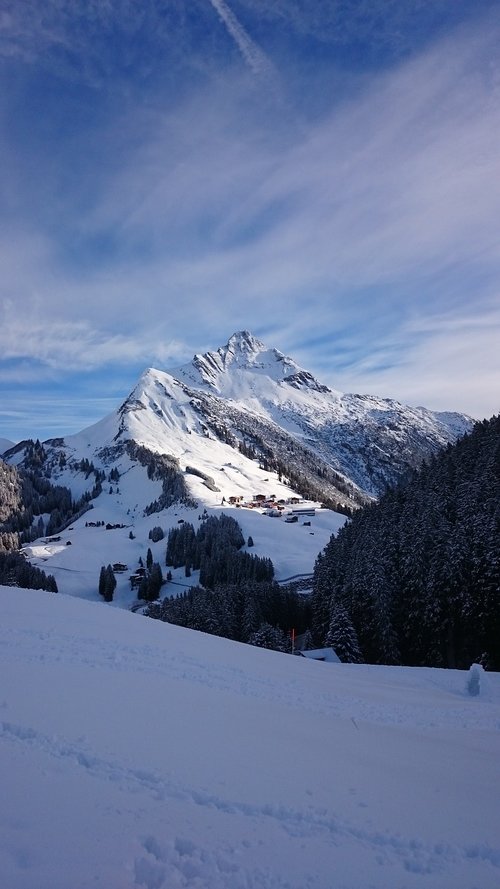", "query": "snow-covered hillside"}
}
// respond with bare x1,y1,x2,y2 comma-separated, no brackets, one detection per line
22,496,346,606
1,330,475,607
1,586,499,889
